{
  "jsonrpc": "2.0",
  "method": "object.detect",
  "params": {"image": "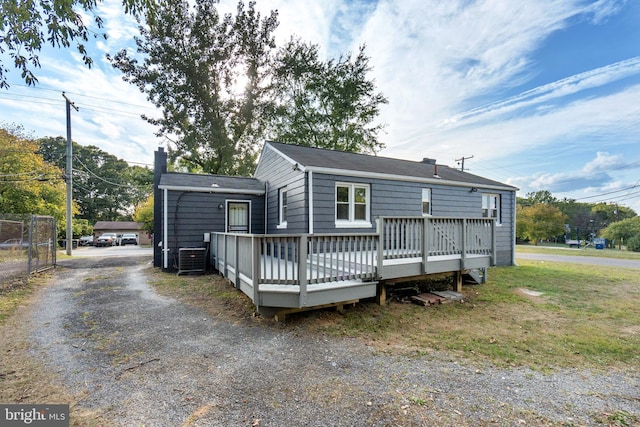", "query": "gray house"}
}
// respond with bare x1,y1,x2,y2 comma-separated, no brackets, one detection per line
153,148,265,272
154,142,517,317
256,141,516,266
